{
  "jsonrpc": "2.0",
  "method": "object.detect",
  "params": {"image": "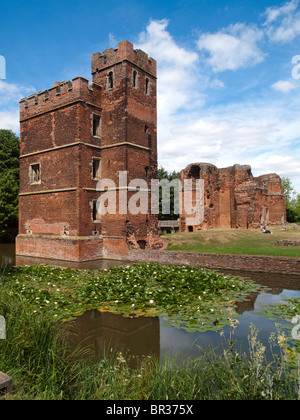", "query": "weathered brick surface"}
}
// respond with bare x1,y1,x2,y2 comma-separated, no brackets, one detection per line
180,163,286,231
109,249,300,275
16,41,162,262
